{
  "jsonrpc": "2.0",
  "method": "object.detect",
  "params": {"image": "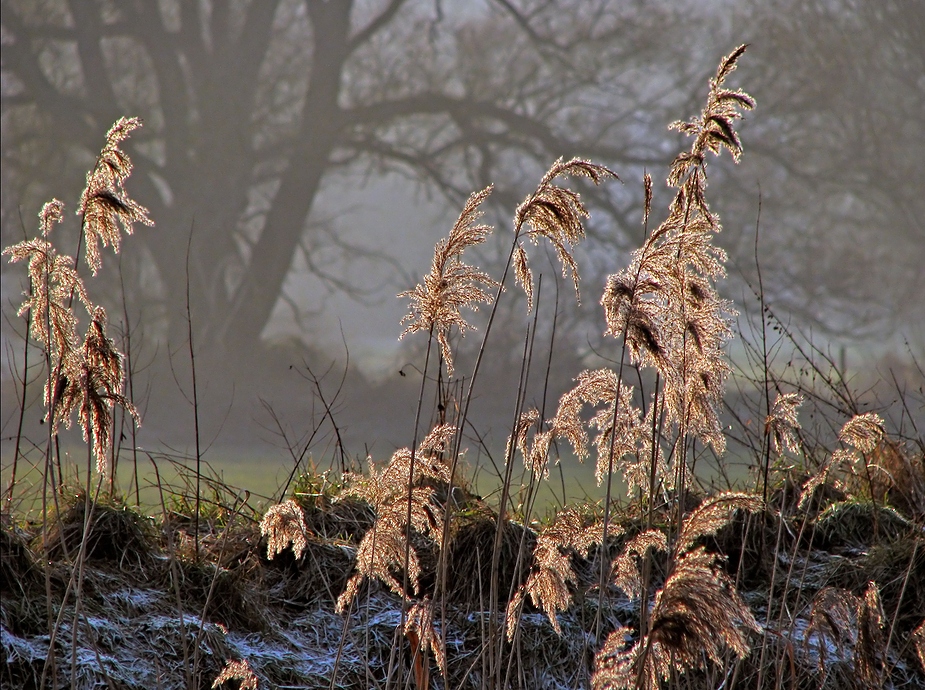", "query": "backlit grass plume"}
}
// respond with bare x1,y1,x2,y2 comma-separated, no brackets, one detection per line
336,425,455,612
600,45,753,453
54,307,138,475
550,368,645,486
913,620,925,673
404,597,446,677
676,491,762,552
506,506,609,638
260,499,309,561
805,582,886,685
212,659,258,690
513,158,617,309
594,547,759,690
838,412,885,453
799,411,886,508
647,546,759,667
765,392,803,455
611,529,667,601
77,116,153,275
3,115,151,477
507,408,554,480
594,492,761,689
4,201,89,362
400,186,497,376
